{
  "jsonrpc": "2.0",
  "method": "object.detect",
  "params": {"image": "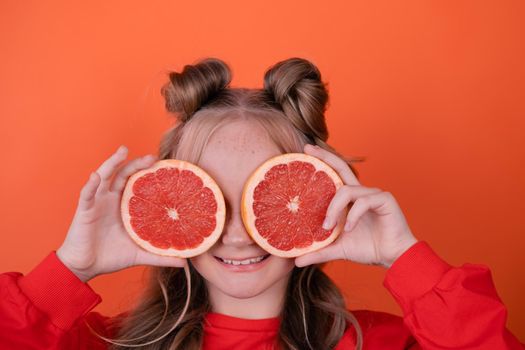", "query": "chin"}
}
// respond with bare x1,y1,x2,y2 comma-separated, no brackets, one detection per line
218,283,270,299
